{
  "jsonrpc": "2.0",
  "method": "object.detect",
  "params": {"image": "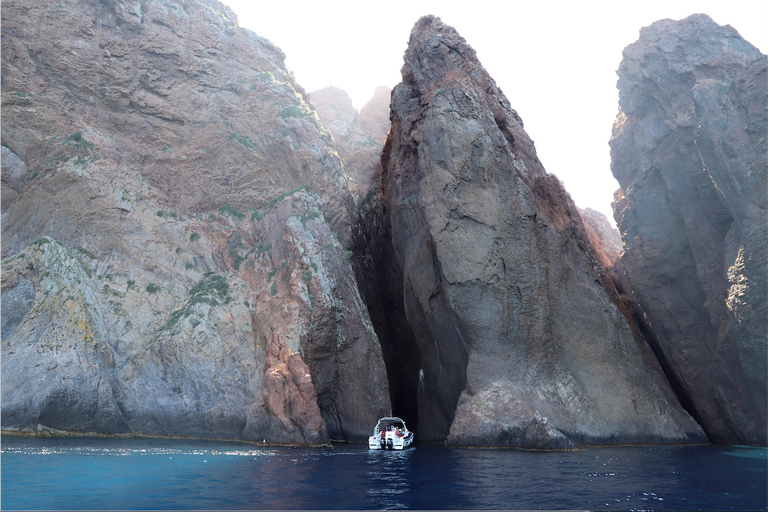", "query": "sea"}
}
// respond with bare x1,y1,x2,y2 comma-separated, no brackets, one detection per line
1,435,766,511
